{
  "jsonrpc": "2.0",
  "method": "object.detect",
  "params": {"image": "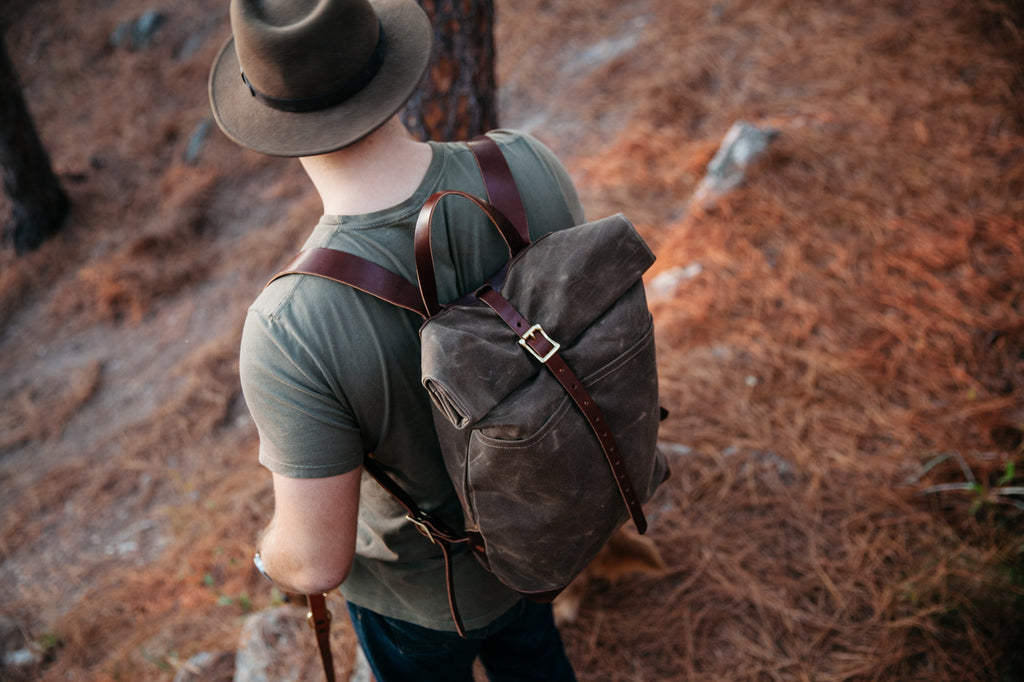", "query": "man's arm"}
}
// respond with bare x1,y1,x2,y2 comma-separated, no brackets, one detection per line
256,468,362,595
